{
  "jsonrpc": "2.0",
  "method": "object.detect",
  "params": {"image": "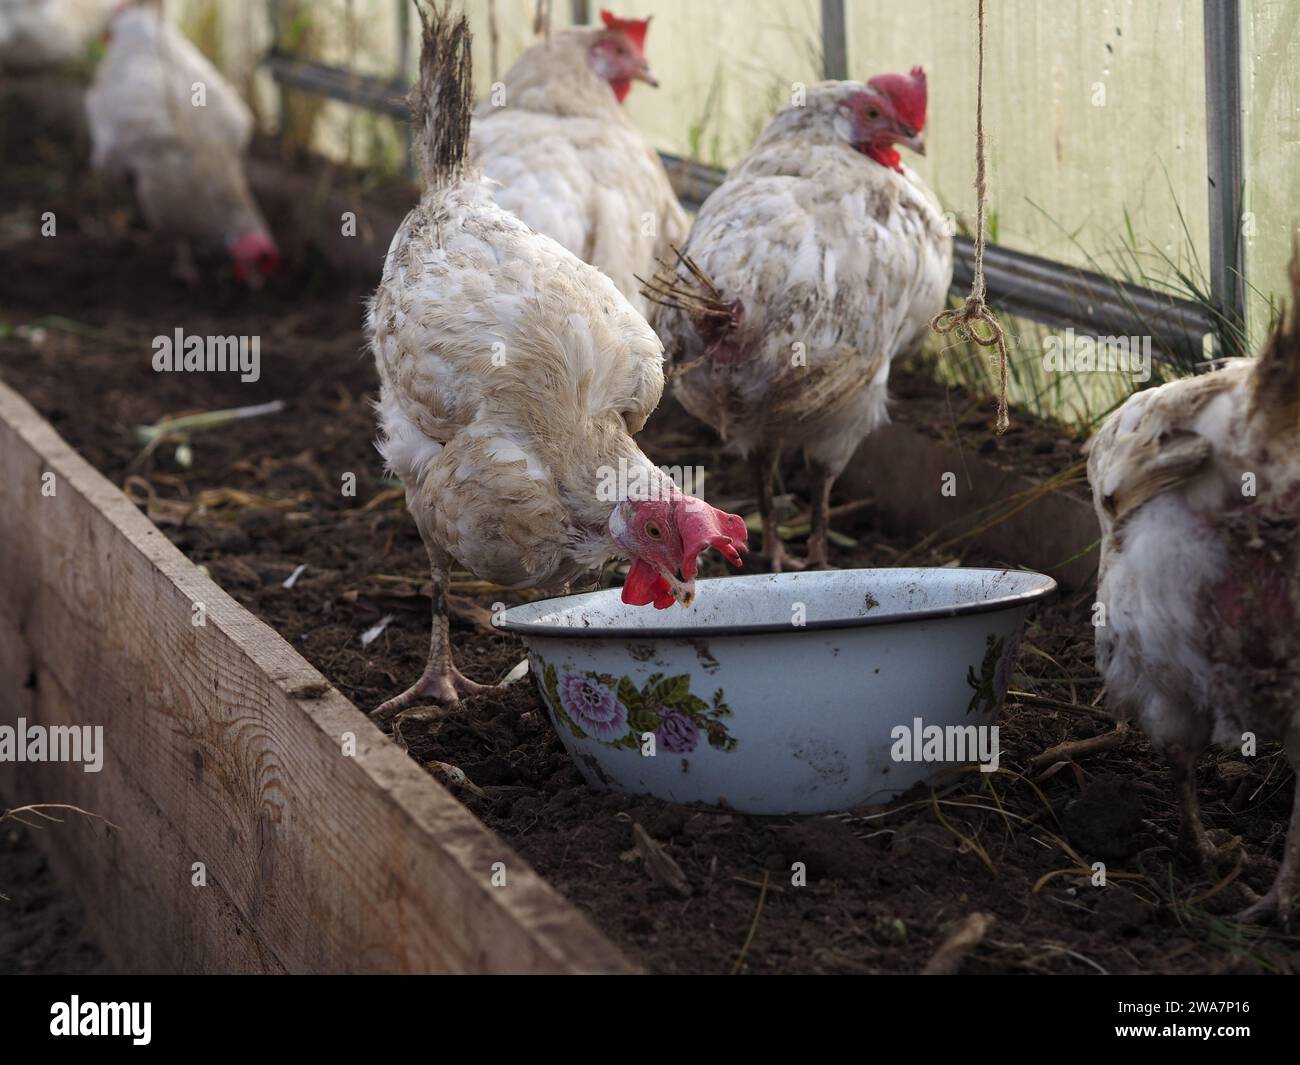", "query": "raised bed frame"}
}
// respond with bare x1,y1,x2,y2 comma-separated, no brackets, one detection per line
0,379,633,974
